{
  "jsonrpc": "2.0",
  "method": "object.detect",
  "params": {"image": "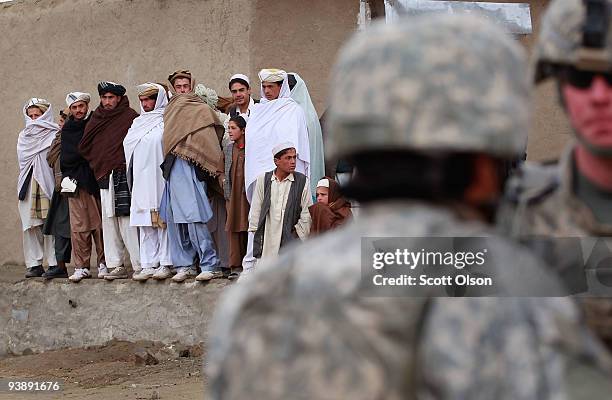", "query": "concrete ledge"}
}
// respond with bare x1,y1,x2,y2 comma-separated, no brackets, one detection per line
0,268,230,356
